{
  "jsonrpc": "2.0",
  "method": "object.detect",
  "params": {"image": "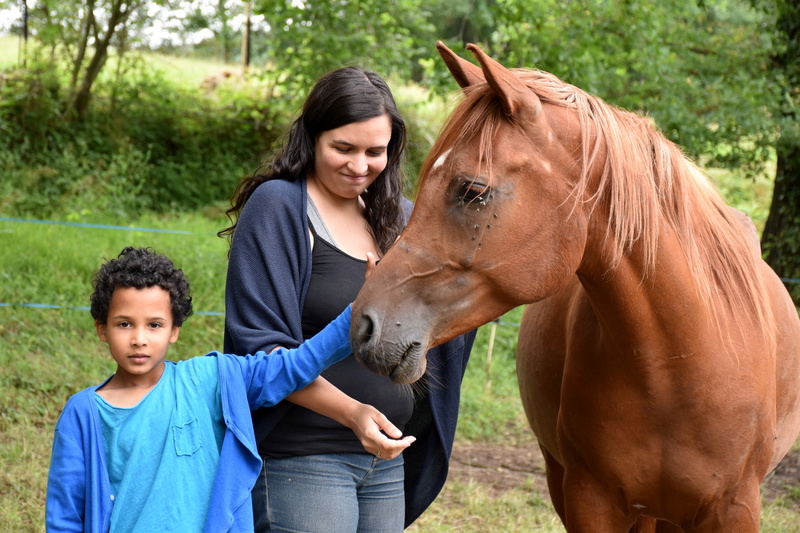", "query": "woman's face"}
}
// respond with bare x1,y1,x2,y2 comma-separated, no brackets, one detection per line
311,114,392,200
